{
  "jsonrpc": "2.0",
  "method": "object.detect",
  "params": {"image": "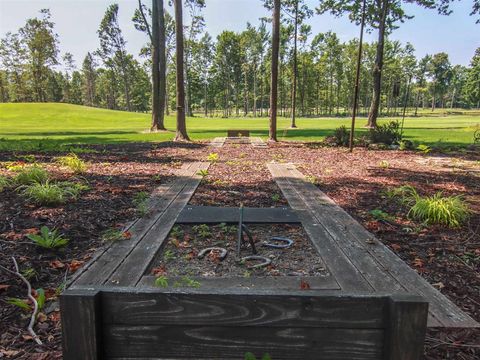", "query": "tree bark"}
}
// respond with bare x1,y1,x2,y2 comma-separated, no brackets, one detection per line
269,0,280,142
174,0,190,141
290,0,298,128
151,0,167,131
366,0,389,128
